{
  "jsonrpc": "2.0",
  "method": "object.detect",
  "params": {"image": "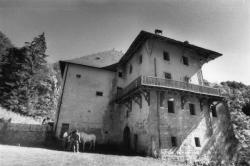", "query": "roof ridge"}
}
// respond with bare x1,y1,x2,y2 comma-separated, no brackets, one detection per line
61,49,124,69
